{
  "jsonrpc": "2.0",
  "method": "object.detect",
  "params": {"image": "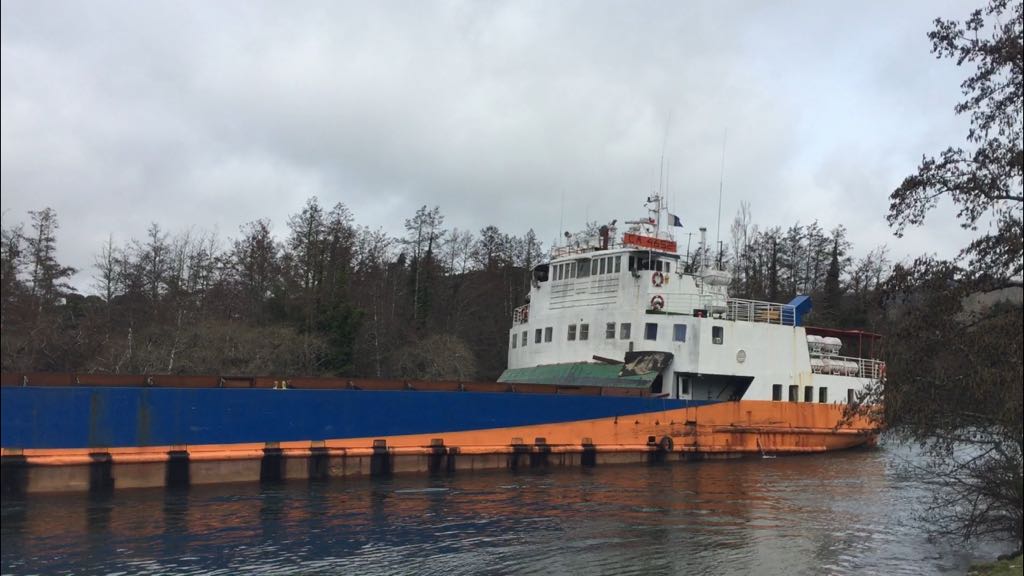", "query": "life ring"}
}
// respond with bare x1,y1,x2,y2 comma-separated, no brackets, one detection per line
651,271,665,287
650,295,665,311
